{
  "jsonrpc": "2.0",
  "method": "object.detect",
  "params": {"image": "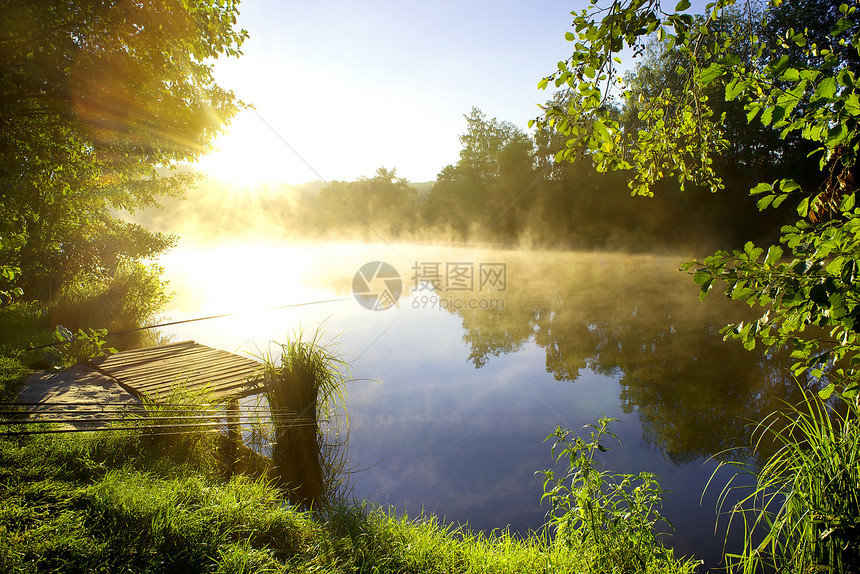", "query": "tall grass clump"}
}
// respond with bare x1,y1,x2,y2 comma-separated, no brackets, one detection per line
0,354,29,402
254,329,351,509
716,387,860,573
126,384,224,477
